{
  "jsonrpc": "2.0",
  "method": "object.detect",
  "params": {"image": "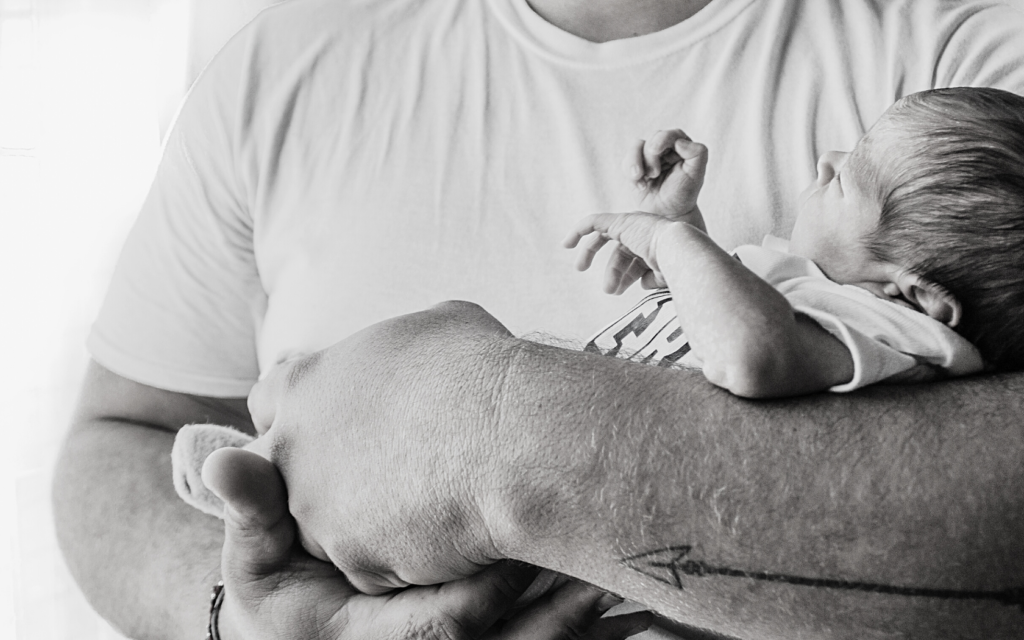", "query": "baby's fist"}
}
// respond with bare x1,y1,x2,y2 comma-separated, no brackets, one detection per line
624,130,708,226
